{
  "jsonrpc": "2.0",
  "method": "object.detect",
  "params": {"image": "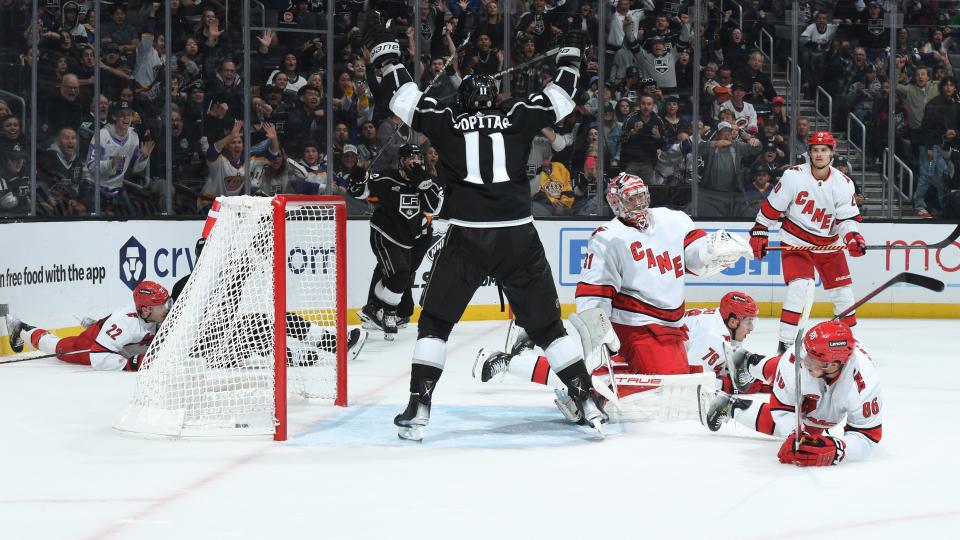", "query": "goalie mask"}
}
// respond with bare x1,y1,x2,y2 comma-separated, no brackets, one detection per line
398,143,425,183
606,172,650,230
457,74,498,112
801,320,855,373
